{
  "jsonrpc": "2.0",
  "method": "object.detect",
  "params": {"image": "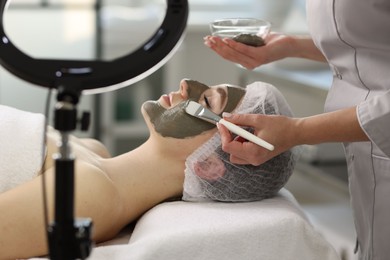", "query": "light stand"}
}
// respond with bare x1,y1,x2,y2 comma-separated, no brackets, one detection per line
48,85,92,260
0,1,188,259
